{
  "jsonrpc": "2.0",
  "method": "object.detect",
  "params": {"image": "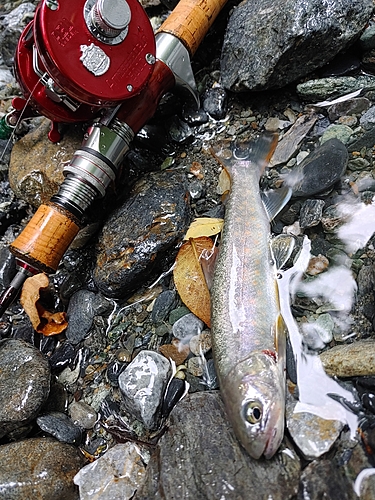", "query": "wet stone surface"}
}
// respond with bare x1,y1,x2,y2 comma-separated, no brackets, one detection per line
0,438,85,500
0,338,50,438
